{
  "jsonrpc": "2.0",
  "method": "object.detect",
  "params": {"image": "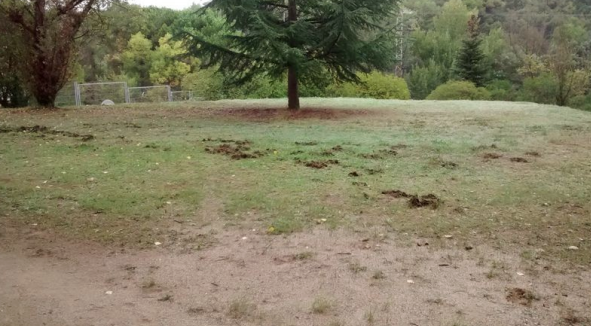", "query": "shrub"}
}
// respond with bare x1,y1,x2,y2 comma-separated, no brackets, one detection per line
518,73,558,105
327,81,360,98
486,79,516,101
361,71,411,99
239,74,286,99
328,71,411,100
182,69,225,100
568,94,591,111
407,61,447,99
426,80,491,100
